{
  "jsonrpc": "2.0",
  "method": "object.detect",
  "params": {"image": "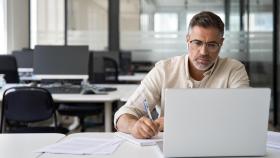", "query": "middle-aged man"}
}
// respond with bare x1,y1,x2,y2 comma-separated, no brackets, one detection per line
114,11,249,139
